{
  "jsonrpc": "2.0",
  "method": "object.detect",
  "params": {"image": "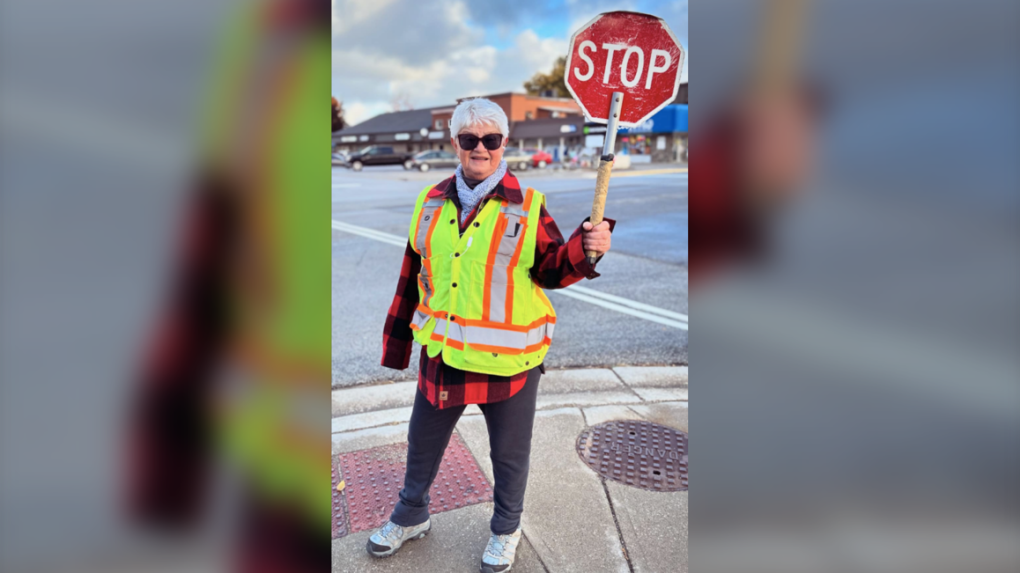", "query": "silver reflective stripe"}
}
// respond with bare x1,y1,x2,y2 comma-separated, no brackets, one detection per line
501,202,528,217
463,321,551,351
546,321,556,340
446,319,466,343
411,308,431,330
419,266,434,304
487,264,508,323
467,326,527,349
494,213,522,266
414,200,445,255
524,323,548,347
433,318,448,338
